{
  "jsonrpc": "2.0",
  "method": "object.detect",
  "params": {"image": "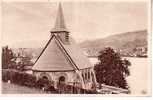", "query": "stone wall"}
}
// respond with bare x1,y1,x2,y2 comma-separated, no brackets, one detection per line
33,68,96,90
